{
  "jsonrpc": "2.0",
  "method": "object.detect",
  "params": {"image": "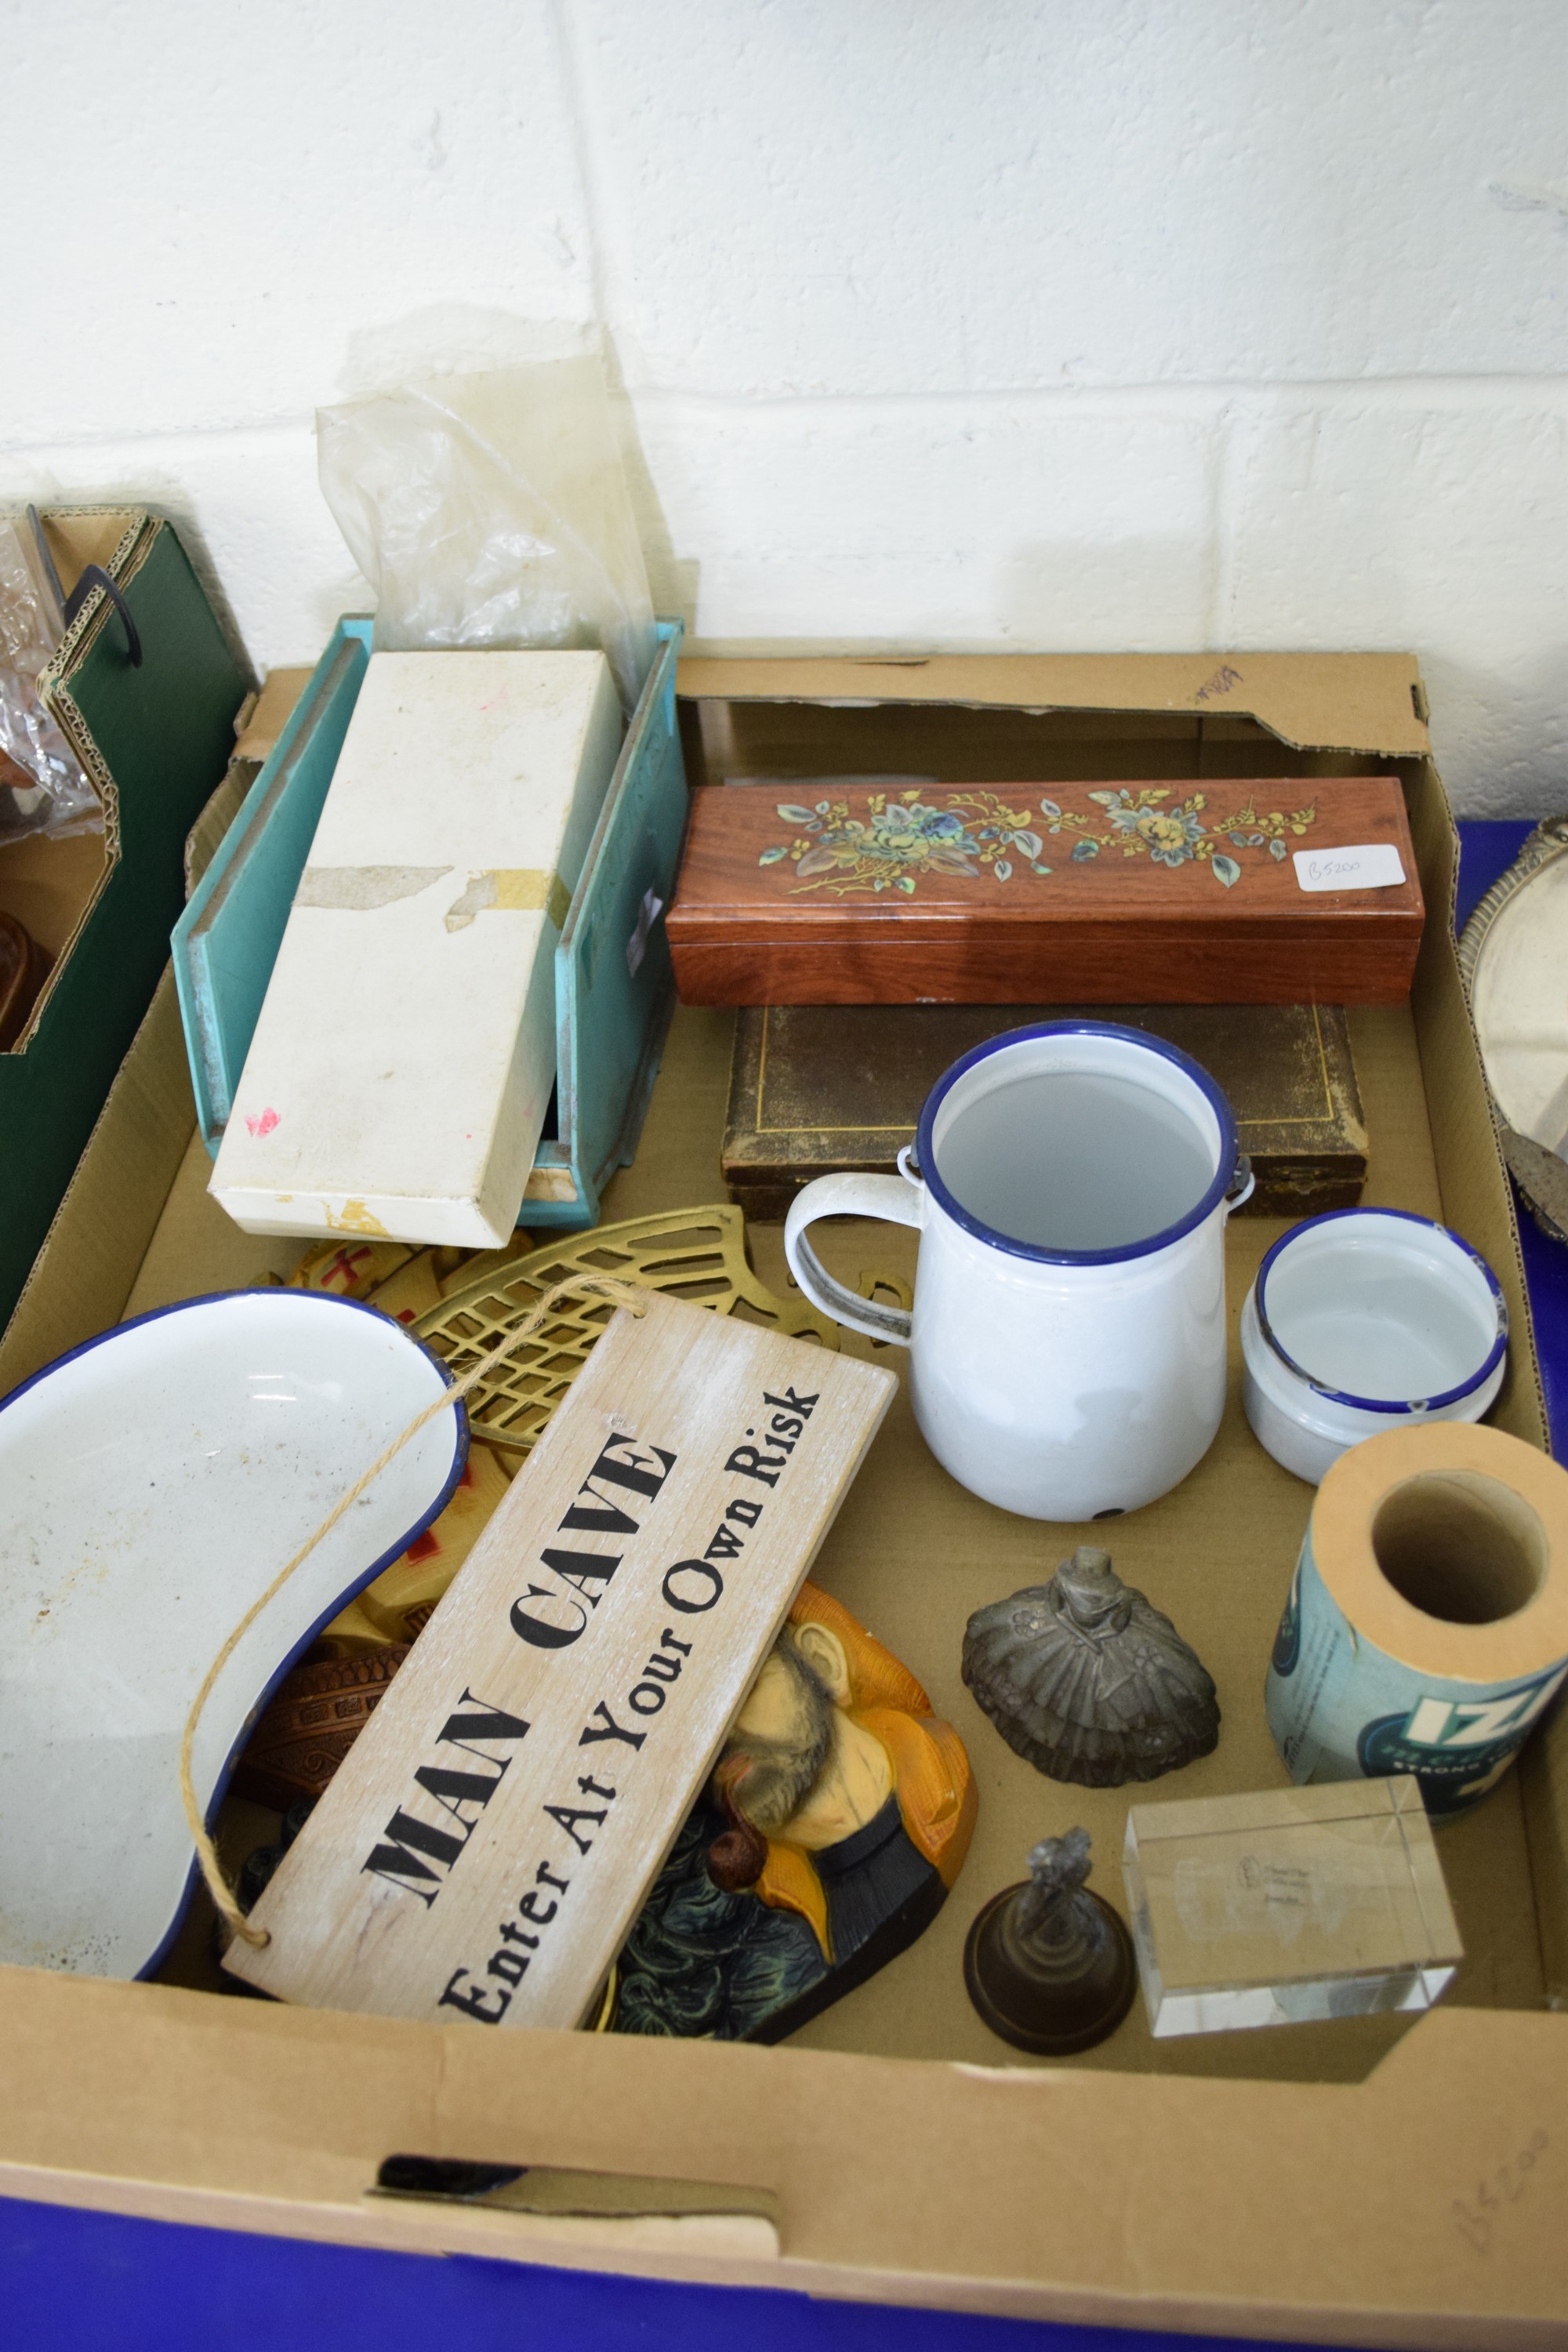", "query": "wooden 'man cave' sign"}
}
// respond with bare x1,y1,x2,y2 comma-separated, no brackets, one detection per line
227,1294,895,2029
